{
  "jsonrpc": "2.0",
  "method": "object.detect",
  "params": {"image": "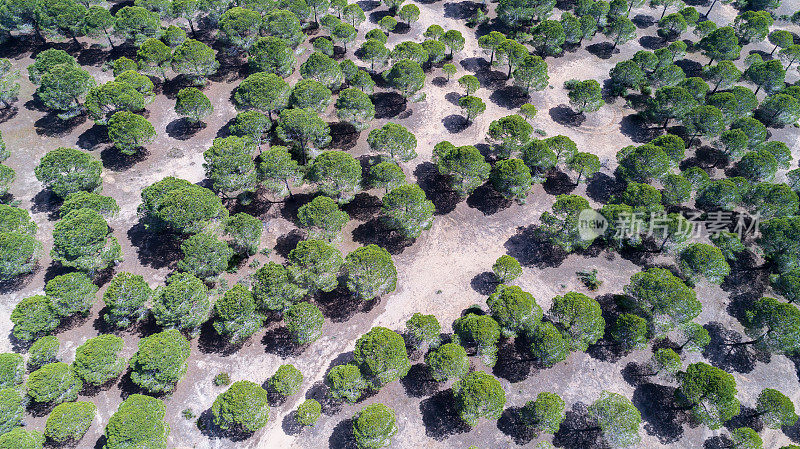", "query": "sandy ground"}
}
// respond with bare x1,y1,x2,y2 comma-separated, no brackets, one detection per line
0,0,799,448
